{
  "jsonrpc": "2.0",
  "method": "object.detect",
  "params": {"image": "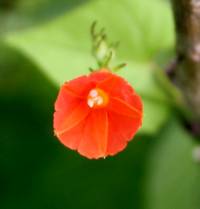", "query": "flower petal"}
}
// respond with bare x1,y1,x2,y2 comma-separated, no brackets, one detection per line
54,75,93,134
97,73,121,92
54,101,90,136
57,119,85,150
96,72,134,97
78,110,108,159
55,83,81,112
106,112,142,156
89,70,111,83
107,97,142,118
64,75,94,98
